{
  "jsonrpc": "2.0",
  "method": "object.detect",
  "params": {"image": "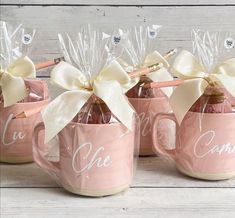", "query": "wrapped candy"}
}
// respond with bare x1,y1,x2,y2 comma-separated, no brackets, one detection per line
152,30,235,180
114,25,175,156
32,26,140,197
74,95,118,124
189,86,233,113
0,21,49,163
